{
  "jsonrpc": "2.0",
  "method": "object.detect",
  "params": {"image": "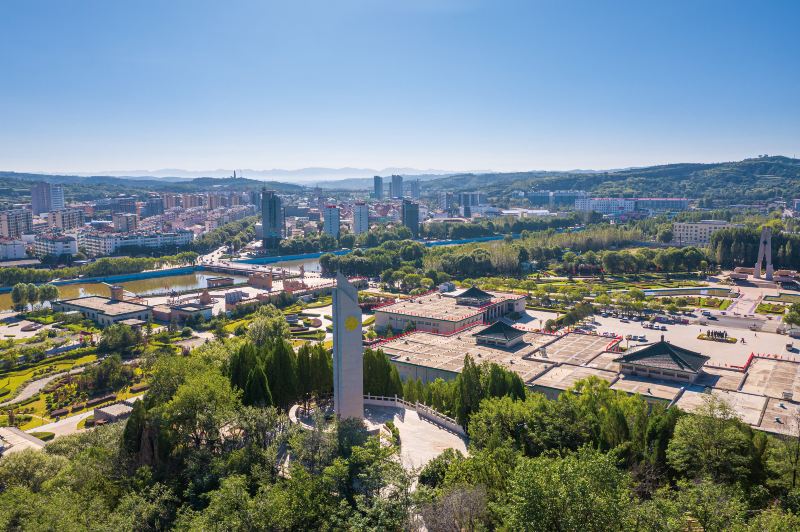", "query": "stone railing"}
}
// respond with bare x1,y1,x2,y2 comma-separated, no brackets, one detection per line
364,393,466,437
